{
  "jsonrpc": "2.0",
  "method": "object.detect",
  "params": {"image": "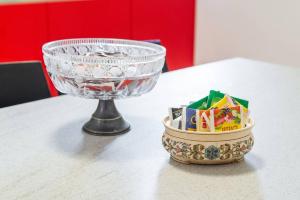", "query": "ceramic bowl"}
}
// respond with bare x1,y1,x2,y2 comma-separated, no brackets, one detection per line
162,117,254,164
